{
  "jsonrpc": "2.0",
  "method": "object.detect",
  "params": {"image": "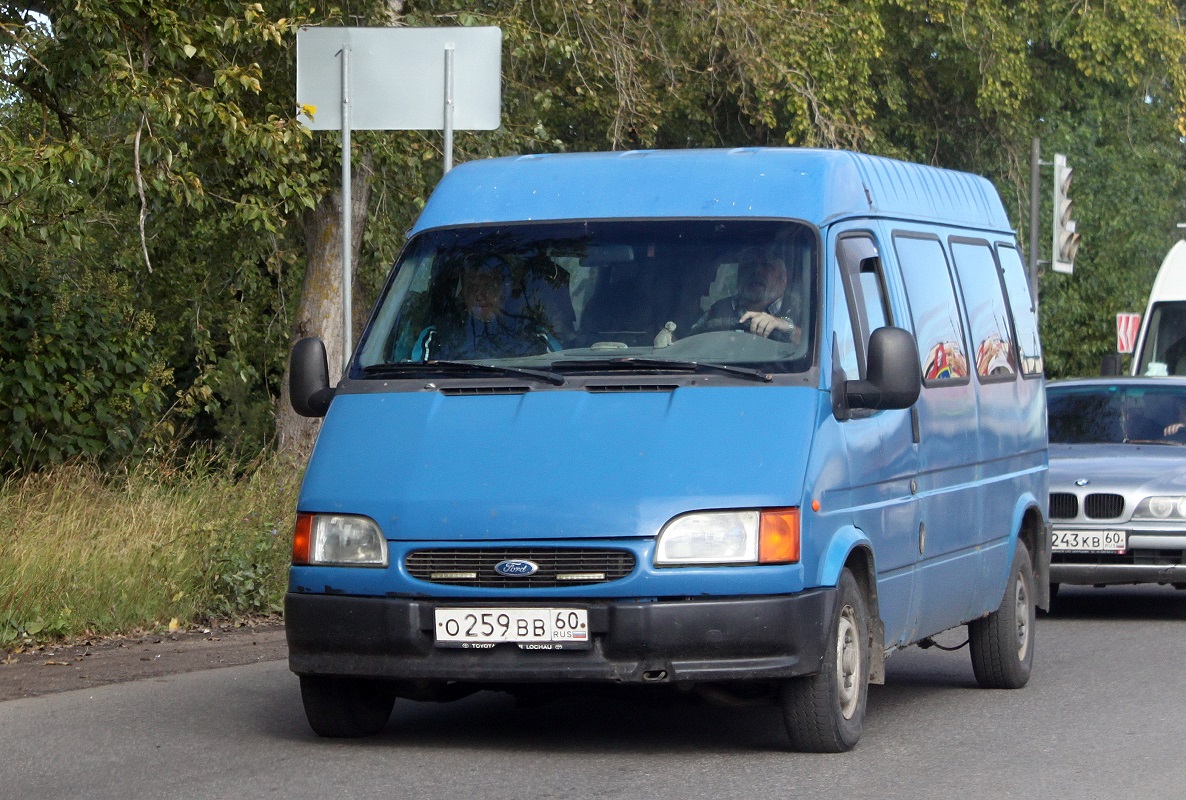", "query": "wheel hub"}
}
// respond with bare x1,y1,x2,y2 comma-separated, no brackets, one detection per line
1014,577,1030,661
836,604,861,719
